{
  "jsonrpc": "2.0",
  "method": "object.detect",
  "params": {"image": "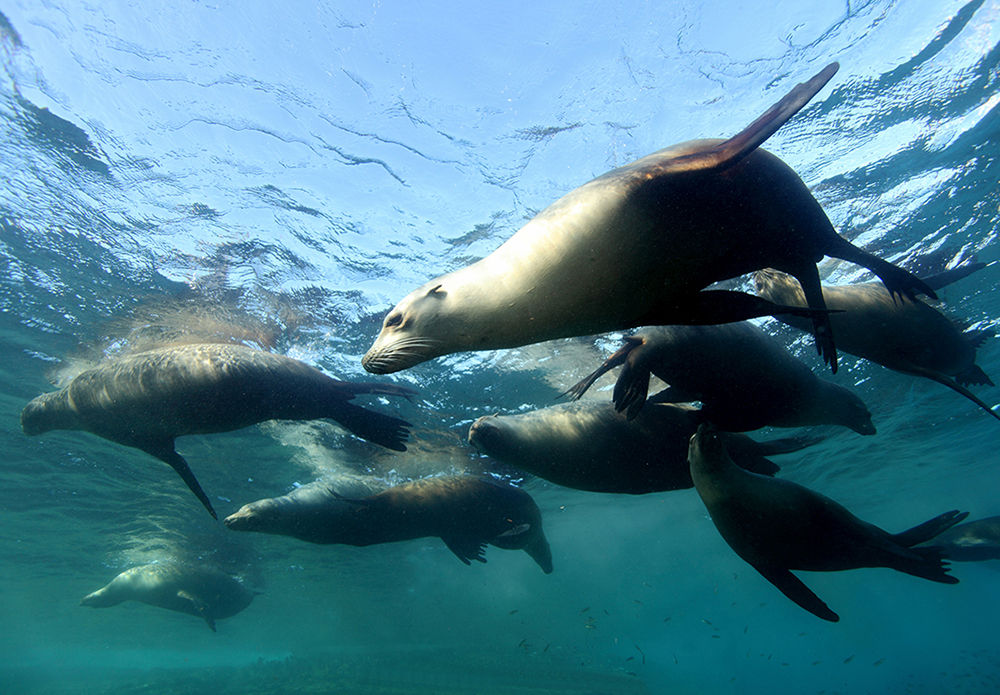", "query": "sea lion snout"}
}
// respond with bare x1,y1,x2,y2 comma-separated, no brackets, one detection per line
467,416,503,452
223,504,261,531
